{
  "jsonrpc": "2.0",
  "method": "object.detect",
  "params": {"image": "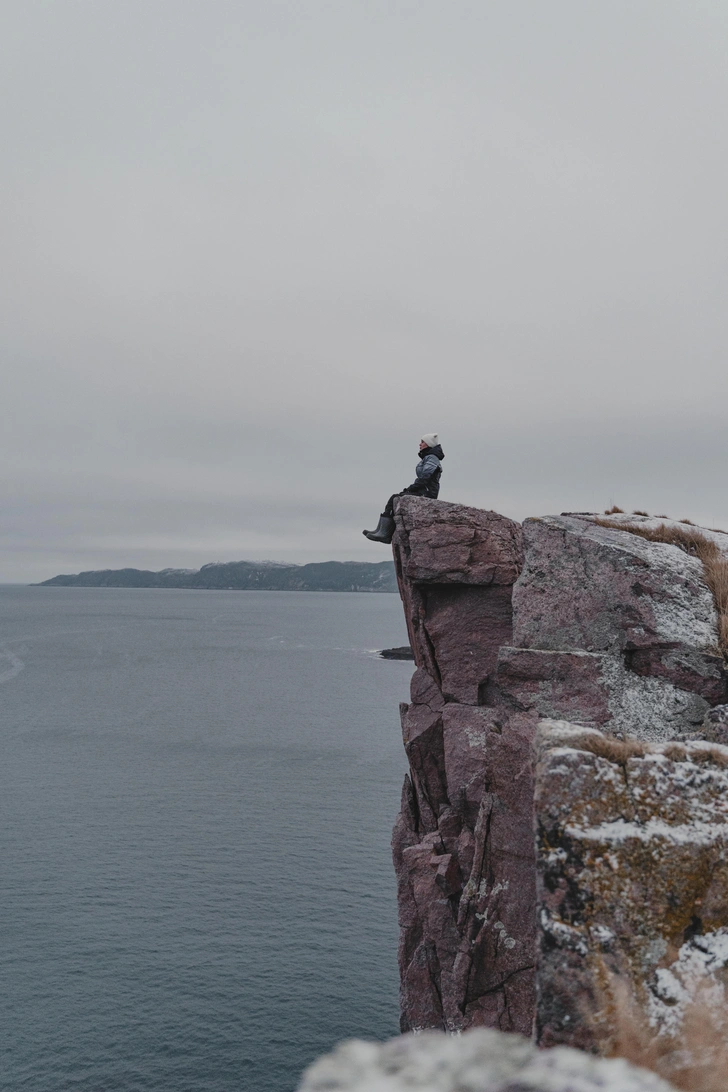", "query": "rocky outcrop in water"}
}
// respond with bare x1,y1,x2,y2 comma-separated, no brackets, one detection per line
297,1027,677,1091
390,498,728,1042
